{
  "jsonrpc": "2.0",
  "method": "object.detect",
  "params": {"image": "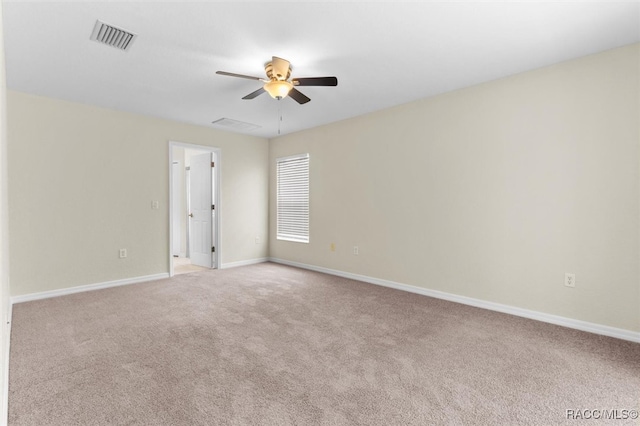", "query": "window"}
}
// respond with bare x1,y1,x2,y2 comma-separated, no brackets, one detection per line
277,153,309,243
